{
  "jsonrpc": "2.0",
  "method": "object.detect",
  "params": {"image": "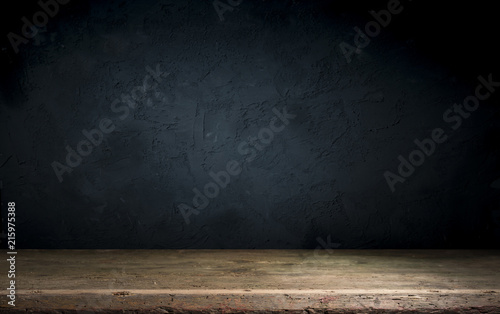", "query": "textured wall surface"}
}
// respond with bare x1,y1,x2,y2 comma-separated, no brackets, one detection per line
0,0,499,248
